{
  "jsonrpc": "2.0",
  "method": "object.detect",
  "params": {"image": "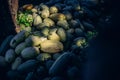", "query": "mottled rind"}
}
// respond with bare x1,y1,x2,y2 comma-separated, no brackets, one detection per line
49,52,73,75
57,28,66,42
33,15,42,26
10,30,29,48
49,13,66,21
17,59,37,73
40,40,63,53
21,47,40,59
36,53,51,61
5,49,15,63
25,35,47,47
11,57,22,70
15,42,27,55
0,35,13,55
